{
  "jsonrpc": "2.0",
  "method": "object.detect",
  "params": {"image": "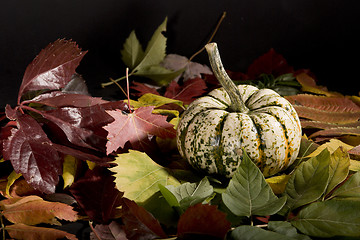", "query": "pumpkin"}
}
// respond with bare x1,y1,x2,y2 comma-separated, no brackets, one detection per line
176,43,302,177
